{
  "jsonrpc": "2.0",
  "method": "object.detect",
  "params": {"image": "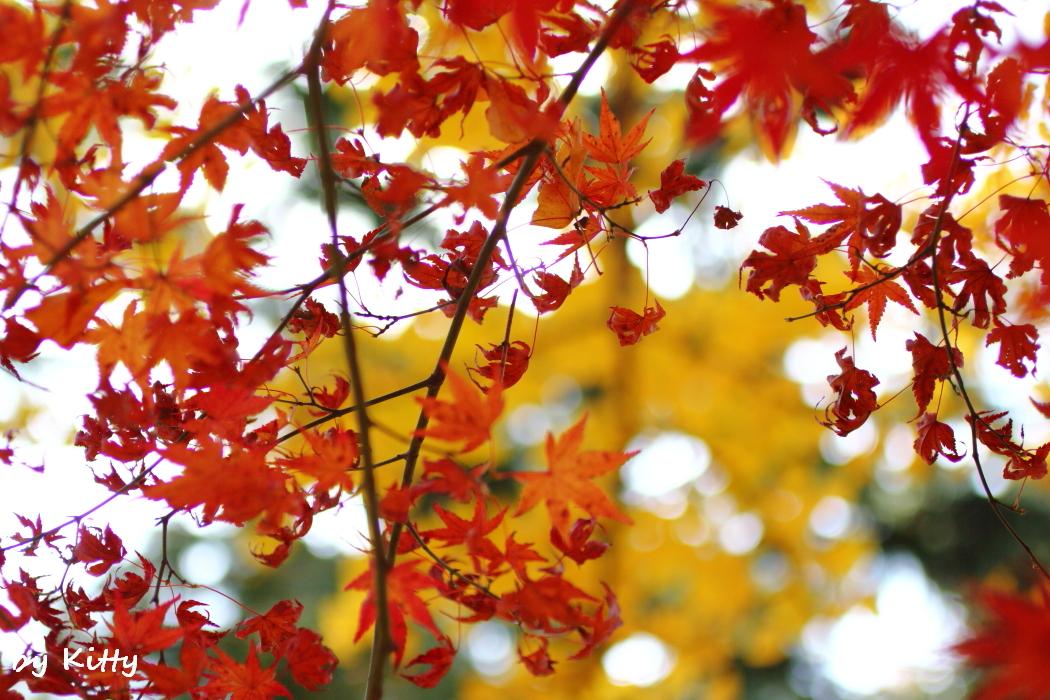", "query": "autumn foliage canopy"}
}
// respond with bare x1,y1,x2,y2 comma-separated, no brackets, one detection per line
2,0,1050,697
